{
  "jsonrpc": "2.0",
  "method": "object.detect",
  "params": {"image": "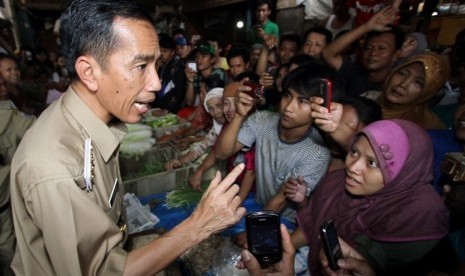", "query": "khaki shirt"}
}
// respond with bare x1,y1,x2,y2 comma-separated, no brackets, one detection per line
0,100,34,276
0,100,35,207
10,88,128,275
